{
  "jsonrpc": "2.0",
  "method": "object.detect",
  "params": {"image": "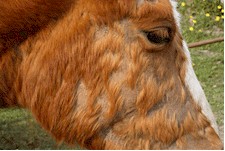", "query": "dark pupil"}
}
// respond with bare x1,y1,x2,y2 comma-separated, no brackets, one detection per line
143,30,171,44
